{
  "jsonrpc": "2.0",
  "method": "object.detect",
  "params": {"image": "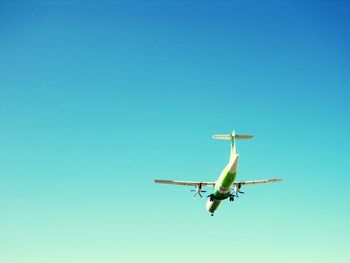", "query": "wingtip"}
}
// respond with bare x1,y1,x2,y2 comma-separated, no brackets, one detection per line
275,178,283,182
